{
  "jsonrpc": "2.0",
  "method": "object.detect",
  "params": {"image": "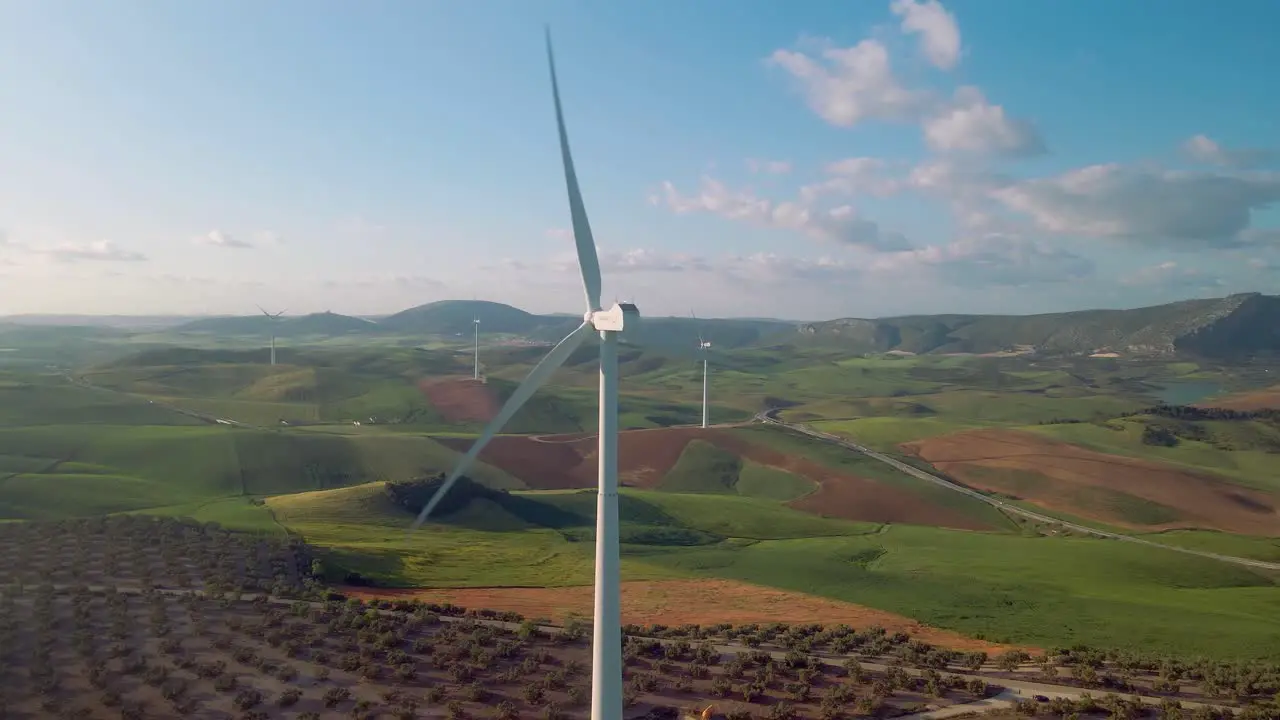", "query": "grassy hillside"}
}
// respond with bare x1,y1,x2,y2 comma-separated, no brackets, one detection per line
0,424,519,520
795,292,1280,358
268,481,1280,660
1030,419,1280,494
658,439,816,501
